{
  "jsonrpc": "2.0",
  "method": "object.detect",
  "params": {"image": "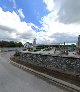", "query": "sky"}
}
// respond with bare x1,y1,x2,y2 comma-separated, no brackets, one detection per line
0,0,80,44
